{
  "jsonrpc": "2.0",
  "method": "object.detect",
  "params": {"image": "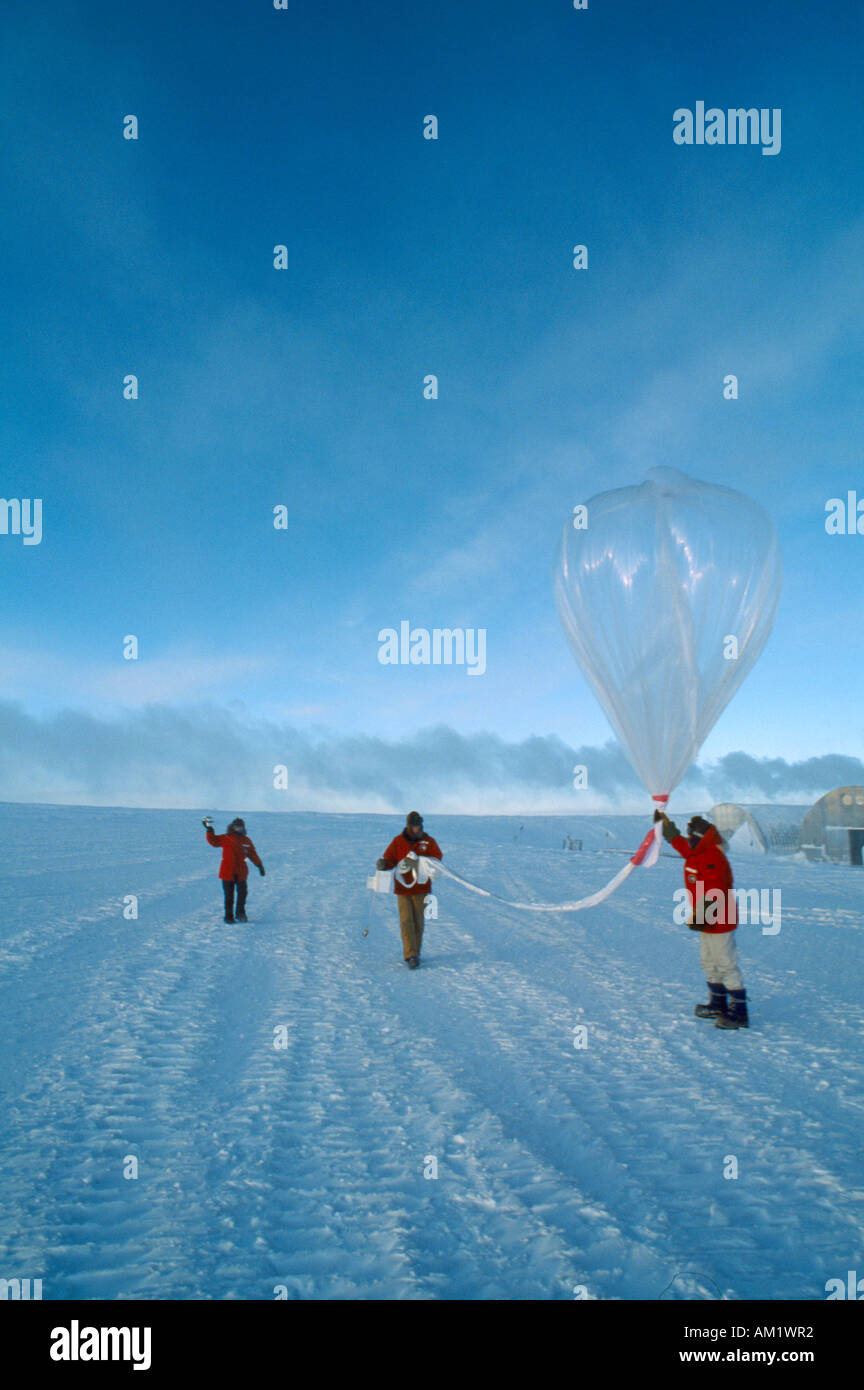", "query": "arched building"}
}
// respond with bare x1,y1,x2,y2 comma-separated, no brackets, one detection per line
708,803,806,855
799,787,864,865
709,803,767,854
